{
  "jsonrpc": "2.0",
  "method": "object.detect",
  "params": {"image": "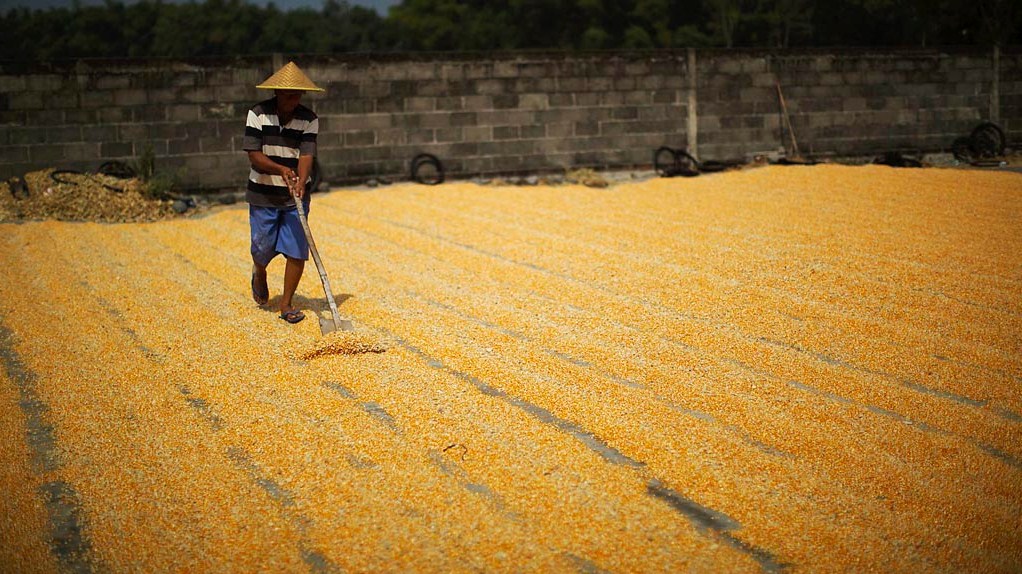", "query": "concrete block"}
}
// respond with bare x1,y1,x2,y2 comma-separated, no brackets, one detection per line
549,94,574,107
45,92,79,109
216,85,254,102
27,75,65,92
9,92,45,110
30,143,71,163
576,92,600,106
493,61,518,78
436,128,463,142
168,138,201,155
557,77,586,92
600,92,624,106
0,145,28,162
363,81,391,99
168,104,200,122
389,80,418,99
404,96,435,112
23,108,64,126
316,99,345,114
639,76,665,91
200,136,232,152
345,130,376,146
150,123,186,139
407,129,434,144
413,80,447,97
519,62,553,78
11,127,47,145
324,81,360,99
206,69,234,86
493,95,519,109
494,126,520,140
521,124,544,139
46,126,83,143
436,96,463,111
464,62,494,80
420,113,451,129
100,141,134,158
518,94,549,110
588,77,613,92
474,79,507,95
184,154,218,172
63,142,101,161
362,146,394,161
179,86,216,104
865,97,889,111
612,107,639,120
0,76,27,93
462,95,491,111
439,64,466,81
450,112,476,126
173,73,200,88
602,120,665,136
462,126,492,142
697,116,721,132
344,99,373,114
147,88,178,104
575,121,599,136
740,87,775,103
614,77,637,91
88,125,119,143
393,114,421,128
183,121,219,139
338,113,393,131
637,105,669,121
653,90,677,104
624,91,650,105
